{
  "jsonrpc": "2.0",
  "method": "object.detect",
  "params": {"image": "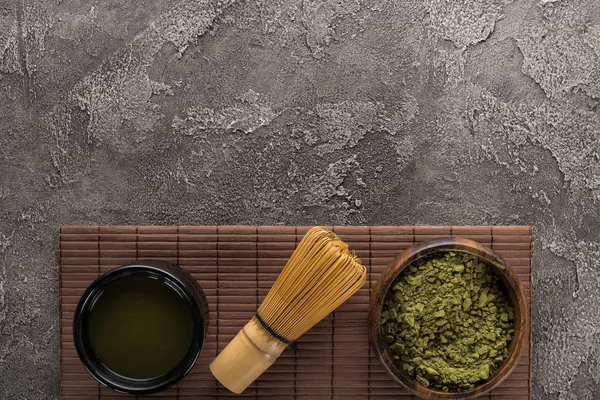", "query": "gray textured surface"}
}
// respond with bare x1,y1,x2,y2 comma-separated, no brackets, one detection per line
0,0,599,398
